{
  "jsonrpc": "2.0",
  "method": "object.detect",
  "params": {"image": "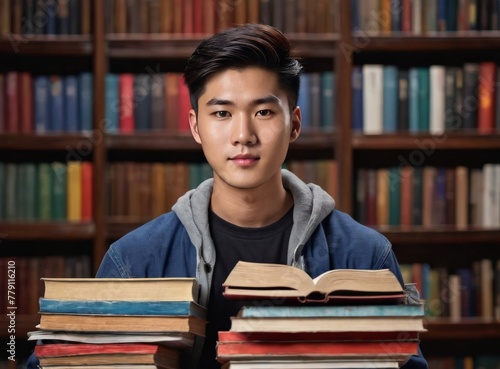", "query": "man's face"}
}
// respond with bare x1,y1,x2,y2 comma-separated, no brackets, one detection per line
189,67,301,191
